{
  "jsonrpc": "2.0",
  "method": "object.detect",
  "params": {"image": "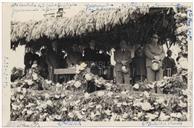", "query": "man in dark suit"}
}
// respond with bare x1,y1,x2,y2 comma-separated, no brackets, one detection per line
66,44,82,67
24,47,40,75
46,41,64,81
46,41,62,69
83,40,99,75
39,48,49,79
83,40,99,62
24,47,33,74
